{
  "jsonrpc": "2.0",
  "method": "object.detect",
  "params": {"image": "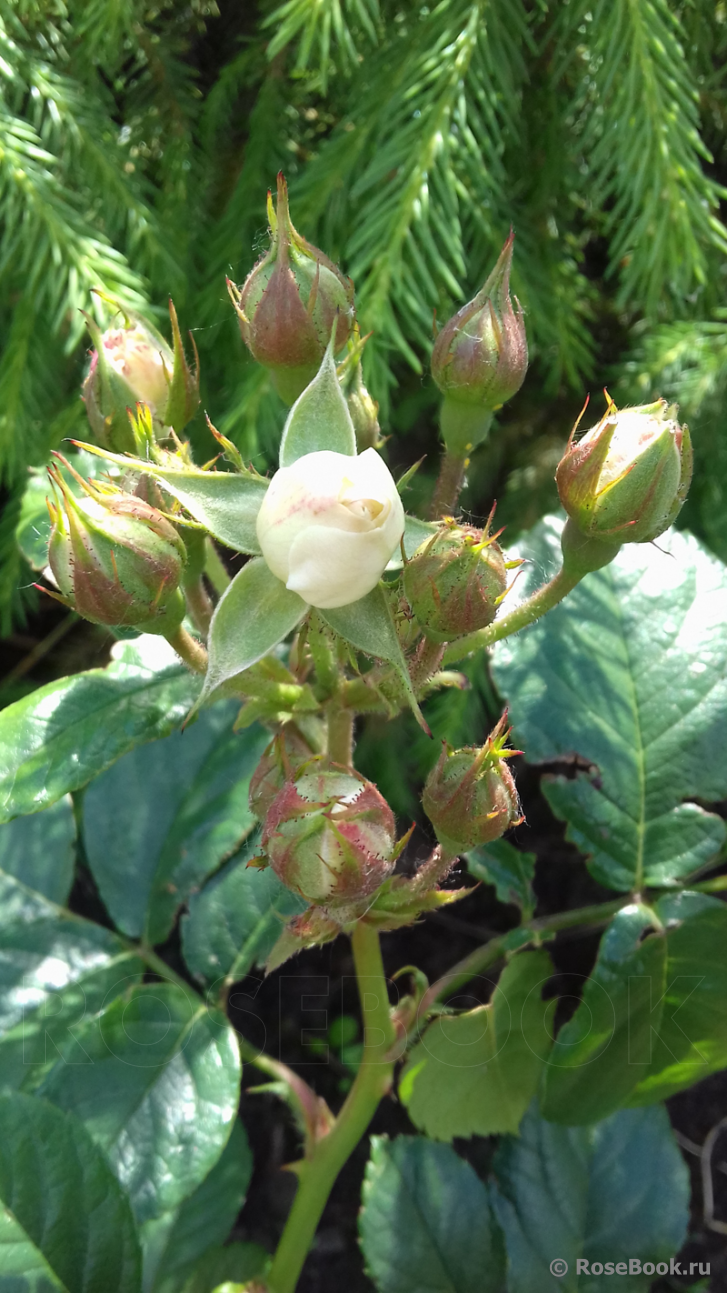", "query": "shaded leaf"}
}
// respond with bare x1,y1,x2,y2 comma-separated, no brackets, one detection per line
400,950,554,1140
0,636,199,824
466,839,536,917
492,1103,689,1292
322,583,427,731
181,835,306,986
0,1090,141,1293
142,1120,253,1293
82,704,267,943
541,905,667,1125
195,559,307,710
360,1135,505,1293
0,795,76,903
629,892,727,1104
0,869,144,1093
493,519,727,890
38,983,241,1226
